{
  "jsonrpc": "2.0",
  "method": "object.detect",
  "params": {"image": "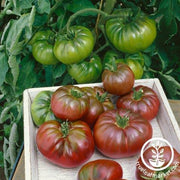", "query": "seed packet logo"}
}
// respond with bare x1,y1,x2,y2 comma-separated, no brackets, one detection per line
140,138,174,171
